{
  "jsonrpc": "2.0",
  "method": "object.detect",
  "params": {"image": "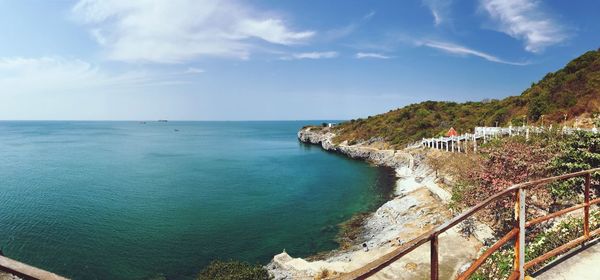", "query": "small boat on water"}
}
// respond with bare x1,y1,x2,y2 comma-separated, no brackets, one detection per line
158,120,168,122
